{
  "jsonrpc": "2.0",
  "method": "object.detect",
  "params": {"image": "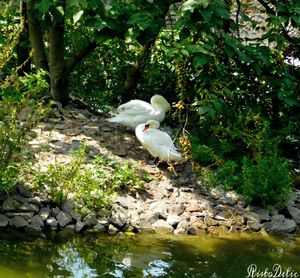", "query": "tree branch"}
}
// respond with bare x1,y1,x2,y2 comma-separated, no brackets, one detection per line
65,41,100,75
